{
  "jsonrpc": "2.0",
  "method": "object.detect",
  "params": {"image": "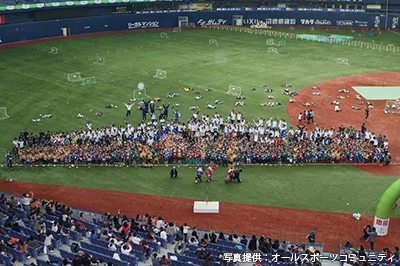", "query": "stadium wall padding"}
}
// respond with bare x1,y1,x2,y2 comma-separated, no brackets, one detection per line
0,10,399,44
